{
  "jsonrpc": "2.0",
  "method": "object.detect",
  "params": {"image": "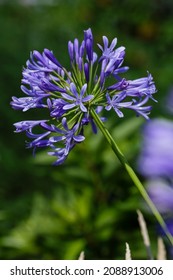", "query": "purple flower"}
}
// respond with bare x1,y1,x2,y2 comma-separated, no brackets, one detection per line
138,119,173,177
11,28,157,165
48,147,69,165
62,83,93,113
146,180,173,213
124,73,157,101
26,130,52,149
14,117,85,165
14,120,47,132
49,117,85,155
39,78,66,93
97,36,129,85
138,95,173,253
105,92,132,118
146,179,173,252
127,97,152,120
49,98,67,118
98,36,119,61
45,118,85,165
68,38,84,68
27,49,62,71
68,29,97,68
84,28,94,62
108,72,157,101
11,96,47,111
